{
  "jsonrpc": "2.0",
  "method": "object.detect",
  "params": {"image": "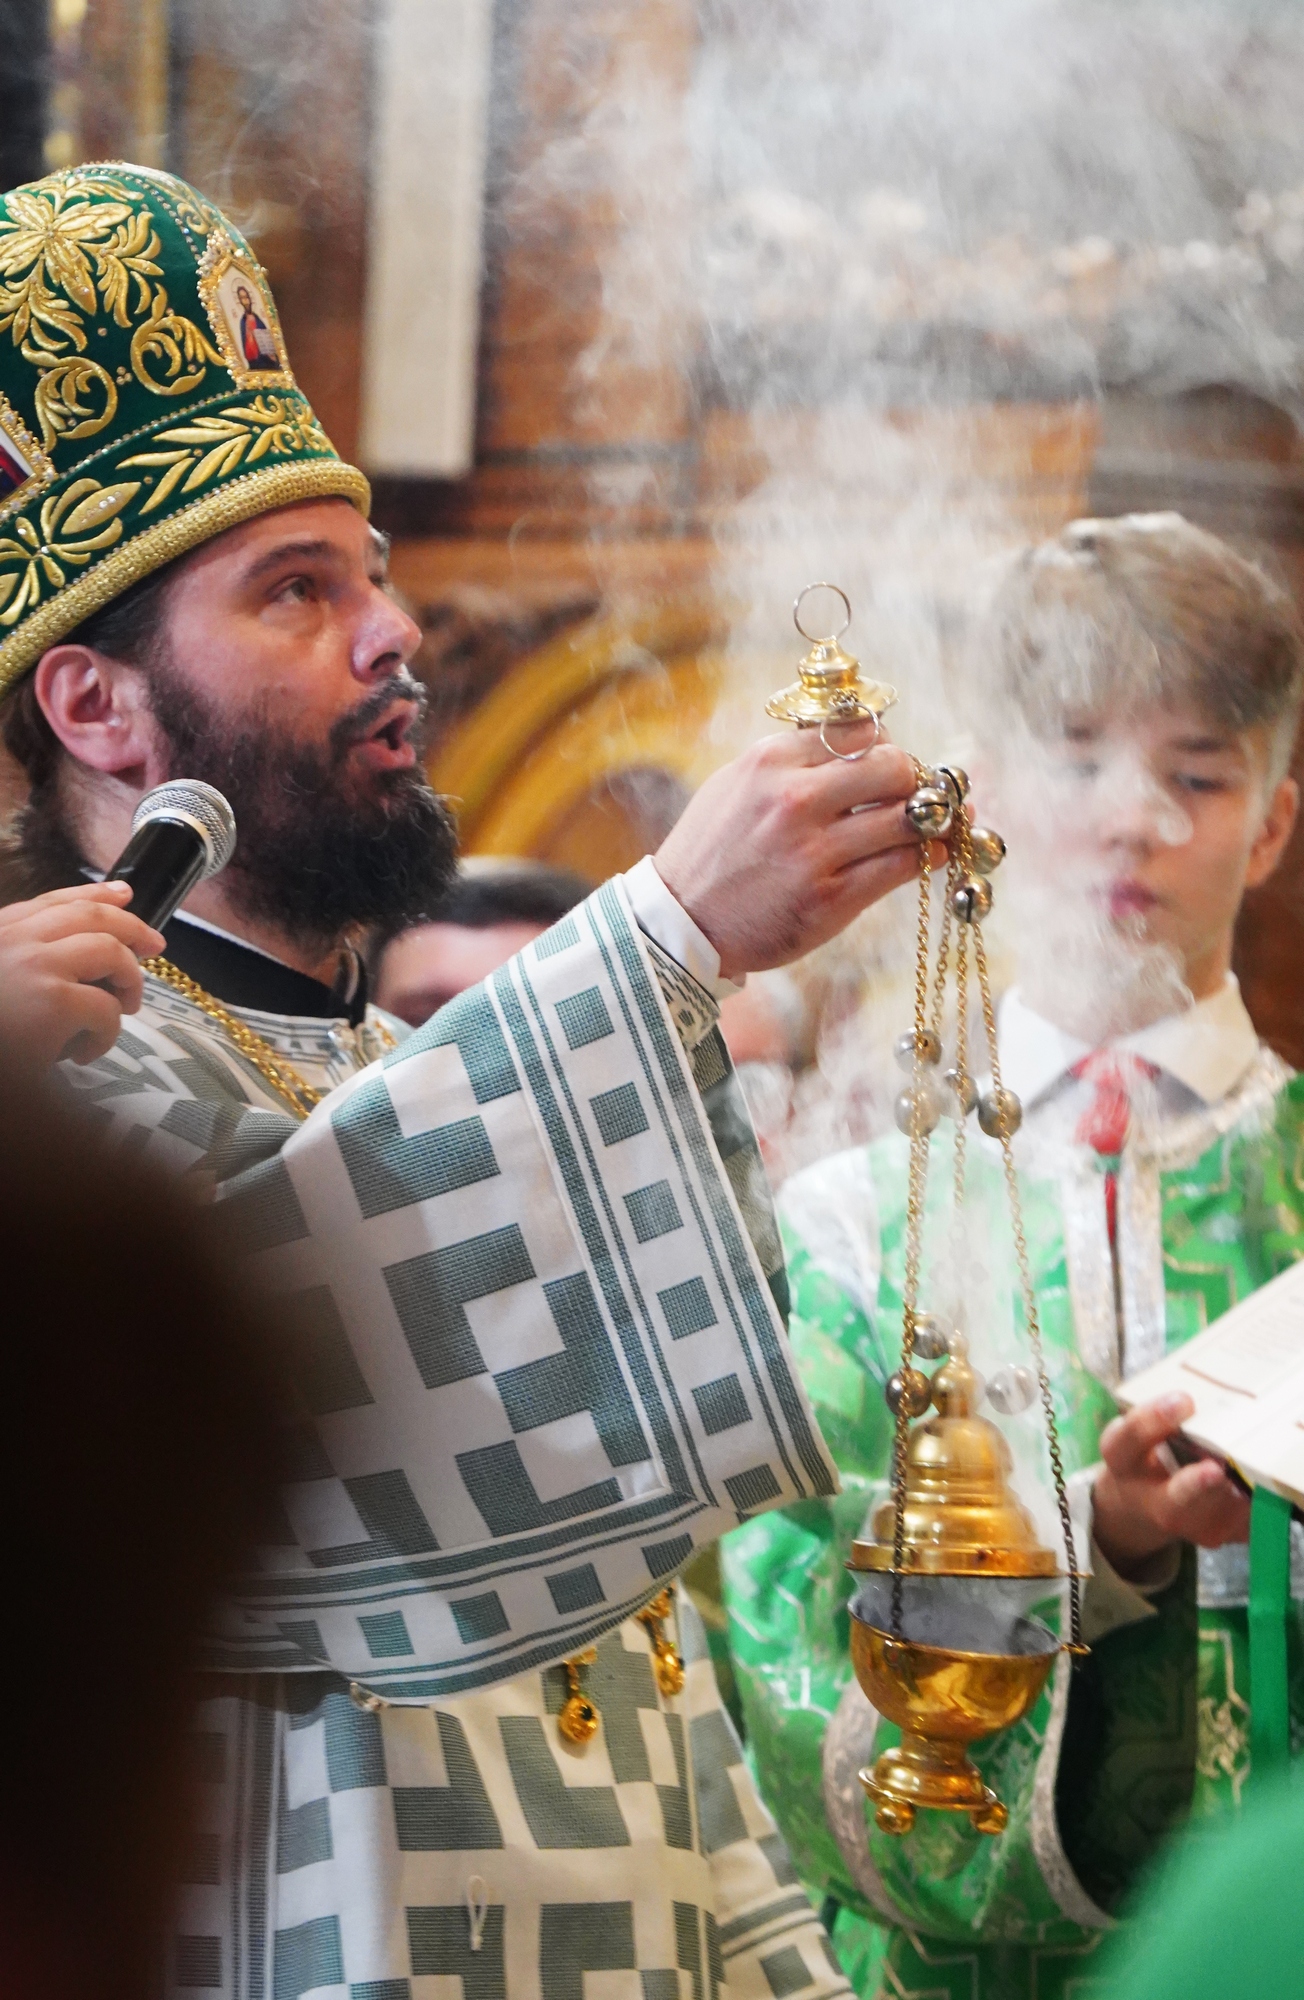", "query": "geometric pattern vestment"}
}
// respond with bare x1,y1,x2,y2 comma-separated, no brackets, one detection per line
65,877,837,1696
57,878,848,1998
174,1592,851,1999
